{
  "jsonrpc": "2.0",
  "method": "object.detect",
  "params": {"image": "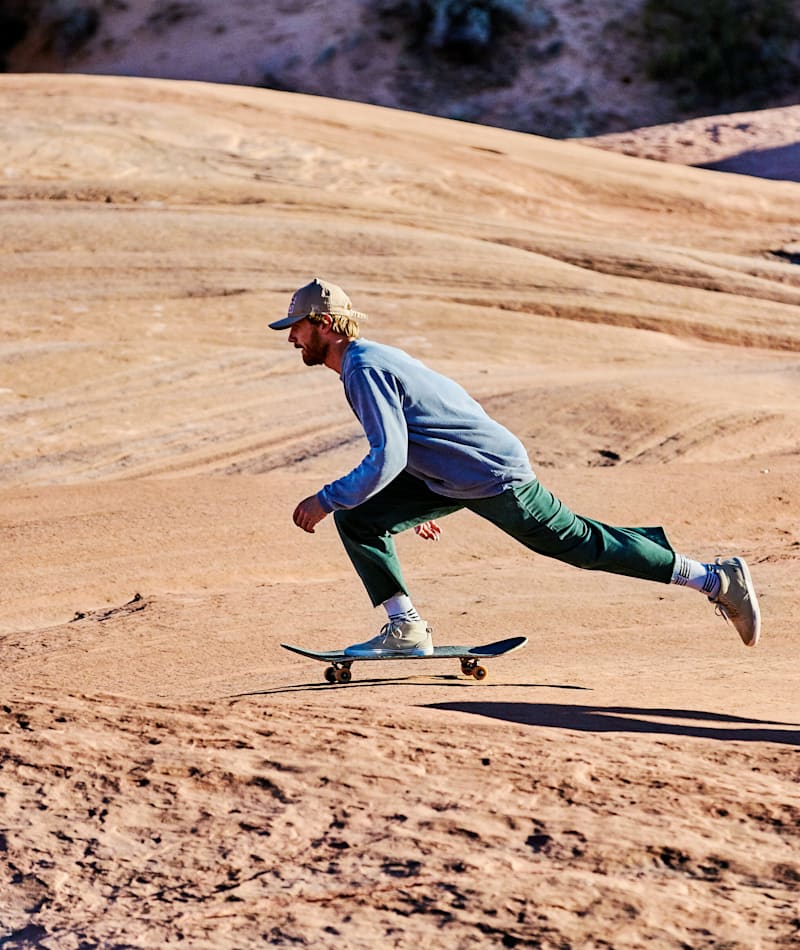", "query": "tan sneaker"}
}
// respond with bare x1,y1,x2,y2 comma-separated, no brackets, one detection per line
710,556,761,647
344,619,433,657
